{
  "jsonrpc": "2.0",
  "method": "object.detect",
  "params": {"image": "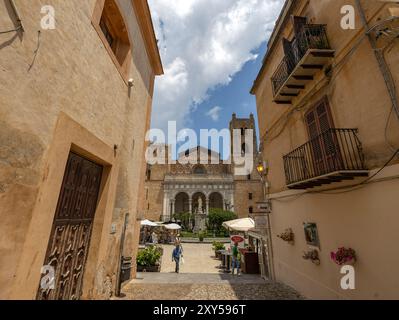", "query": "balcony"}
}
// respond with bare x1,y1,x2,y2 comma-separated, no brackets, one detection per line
283,129,368,189
271,24,335,104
